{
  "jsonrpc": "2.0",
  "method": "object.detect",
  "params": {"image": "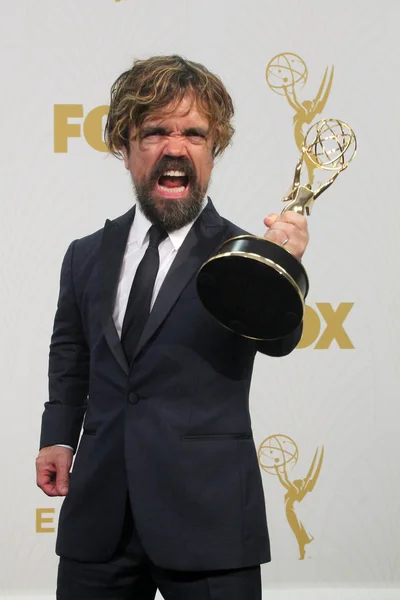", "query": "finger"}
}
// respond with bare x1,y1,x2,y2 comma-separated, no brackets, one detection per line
267,221,298,238
265,221,307,259
55,460,71,496
36,469,60,497
39,482,61,497
265,228,289,246
279,211,309,231
267,220,308,248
